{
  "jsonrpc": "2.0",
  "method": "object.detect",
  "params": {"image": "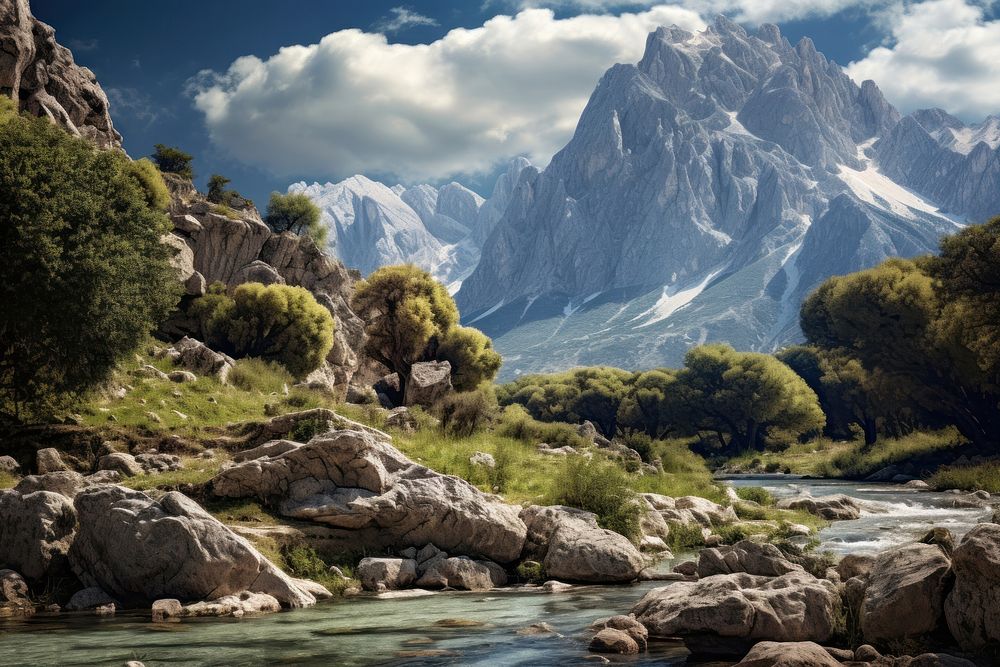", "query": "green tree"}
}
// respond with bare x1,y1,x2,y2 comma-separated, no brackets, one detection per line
206,174,231,203
617,369,679,438
0,99,180,421
351,265,458,396
265,192,326,246
151,143,193,179
190,282,335,377
436,325,502,391
672,344,825,453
